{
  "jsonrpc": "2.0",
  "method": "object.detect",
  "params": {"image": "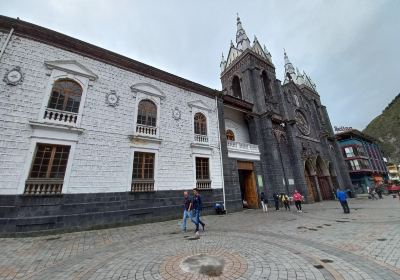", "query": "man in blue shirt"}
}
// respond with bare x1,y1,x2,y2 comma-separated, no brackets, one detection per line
190,188,205,234
336,189,350,214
